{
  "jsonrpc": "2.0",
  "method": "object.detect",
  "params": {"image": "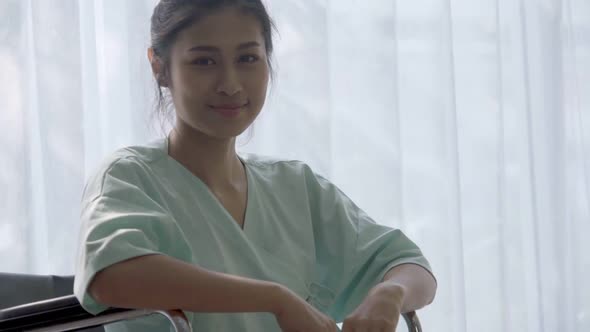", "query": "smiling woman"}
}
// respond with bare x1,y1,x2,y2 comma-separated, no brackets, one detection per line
72,0,436,332
150,6,270,139
149,0,276,140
